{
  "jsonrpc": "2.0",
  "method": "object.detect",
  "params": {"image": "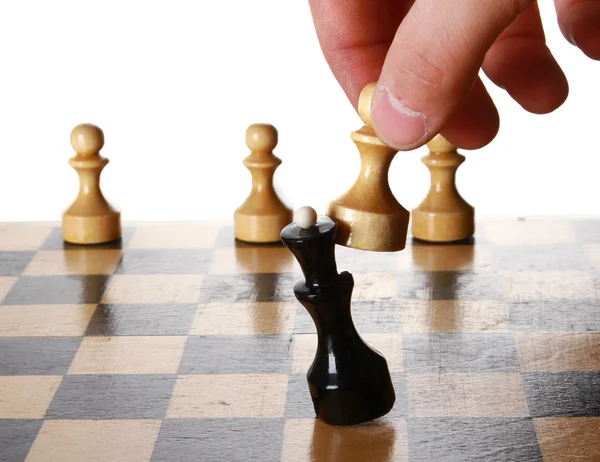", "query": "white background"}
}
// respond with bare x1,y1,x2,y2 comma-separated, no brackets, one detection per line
0,1,598,223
